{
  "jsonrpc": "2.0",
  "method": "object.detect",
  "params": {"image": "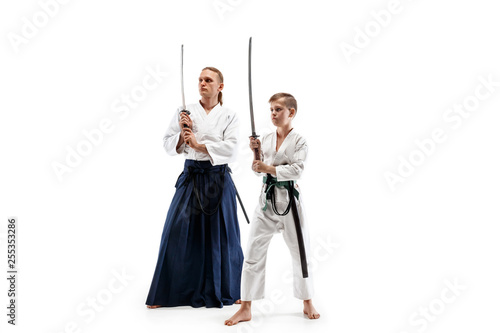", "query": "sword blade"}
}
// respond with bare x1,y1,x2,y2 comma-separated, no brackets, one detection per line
248,37,260,161
181,44,186,110
248,37,256,137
